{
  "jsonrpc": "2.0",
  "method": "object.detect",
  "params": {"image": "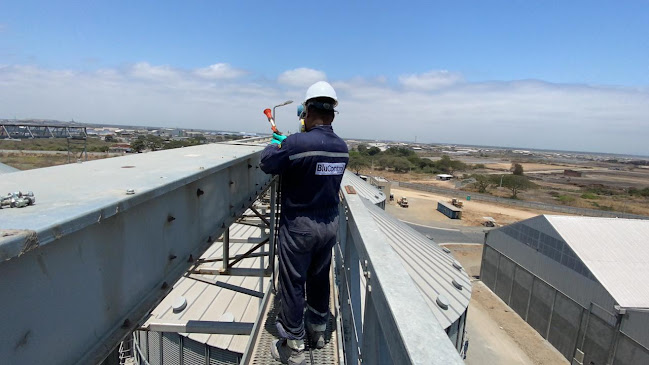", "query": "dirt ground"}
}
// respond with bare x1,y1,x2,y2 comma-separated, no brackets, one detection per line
446,244,568,365
390,186,558,227
484,162,581,172
0,150,121,170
